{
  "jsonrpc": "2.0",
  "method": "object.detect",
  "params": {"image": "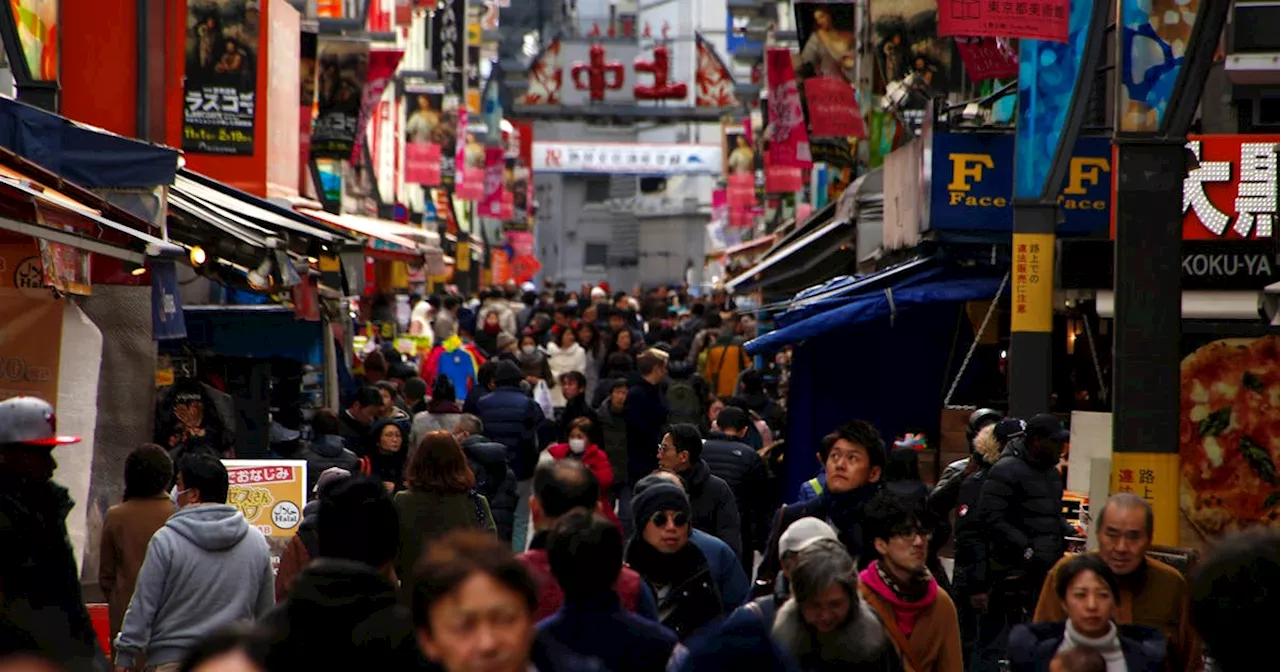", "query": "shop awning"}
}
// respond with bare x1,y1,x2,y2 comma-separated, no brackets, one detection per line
725,217,854,293
297,208,441,262
744,262,1007,355
706,234,777,261
0,97,179,188
174,171,353,247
